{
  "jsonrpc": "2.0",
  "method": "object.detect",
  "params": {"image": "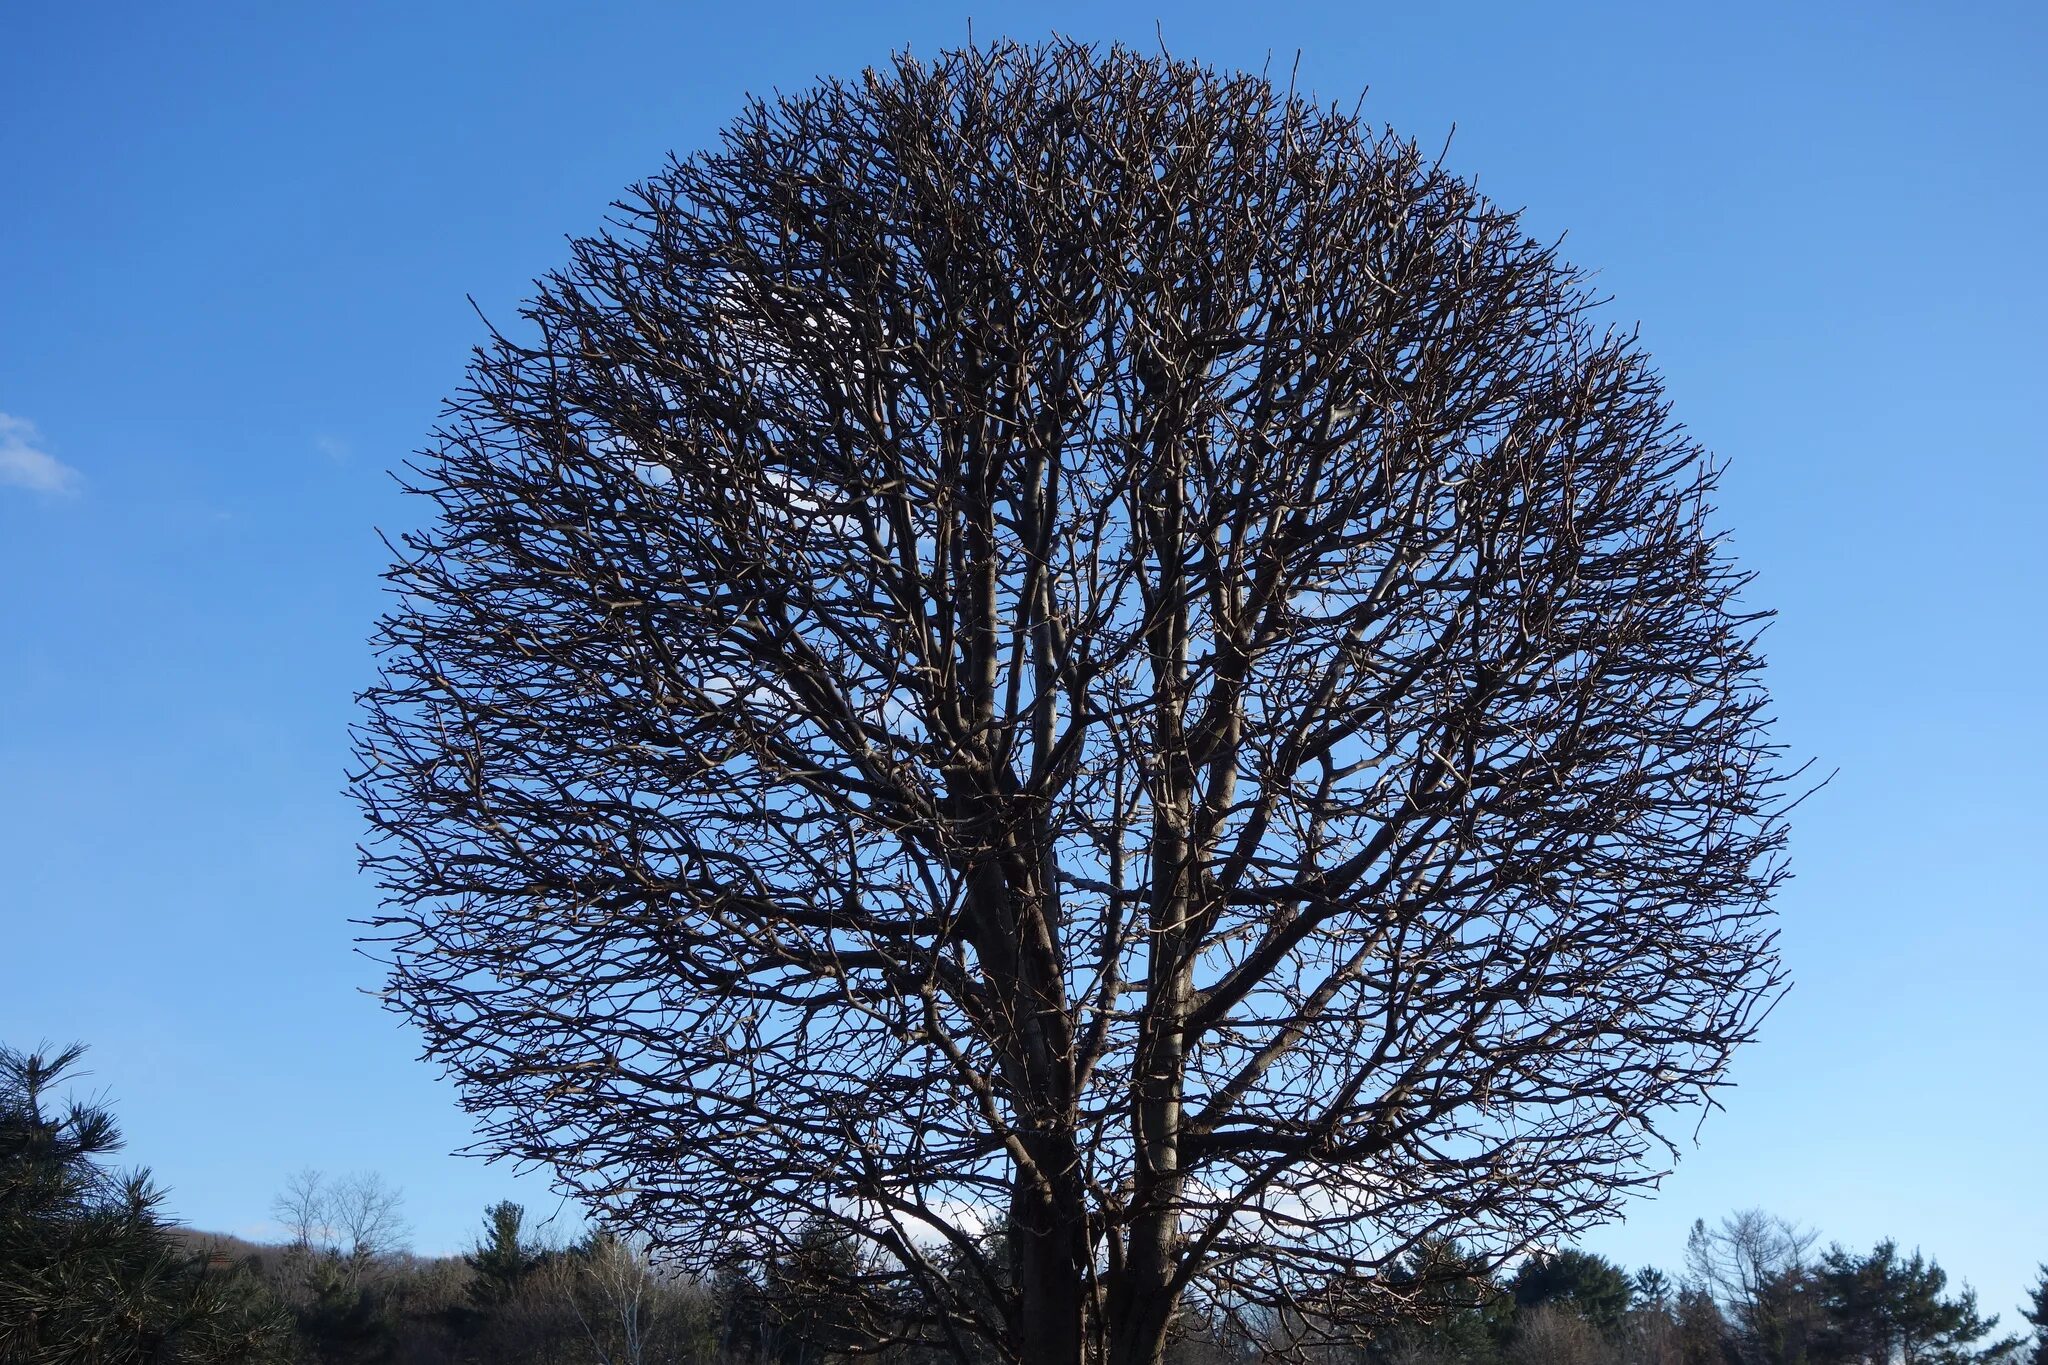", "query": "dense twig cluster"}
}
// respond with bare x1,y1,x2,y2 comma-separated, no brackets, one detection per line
355,38,1795,1365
